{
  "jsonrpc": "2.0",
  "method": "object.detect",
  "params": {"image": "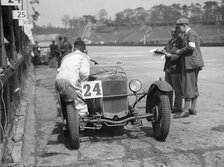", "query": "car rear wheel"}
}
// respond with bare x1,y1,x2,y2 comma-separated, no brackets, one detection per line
151,91,171,141
66,102,80,149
